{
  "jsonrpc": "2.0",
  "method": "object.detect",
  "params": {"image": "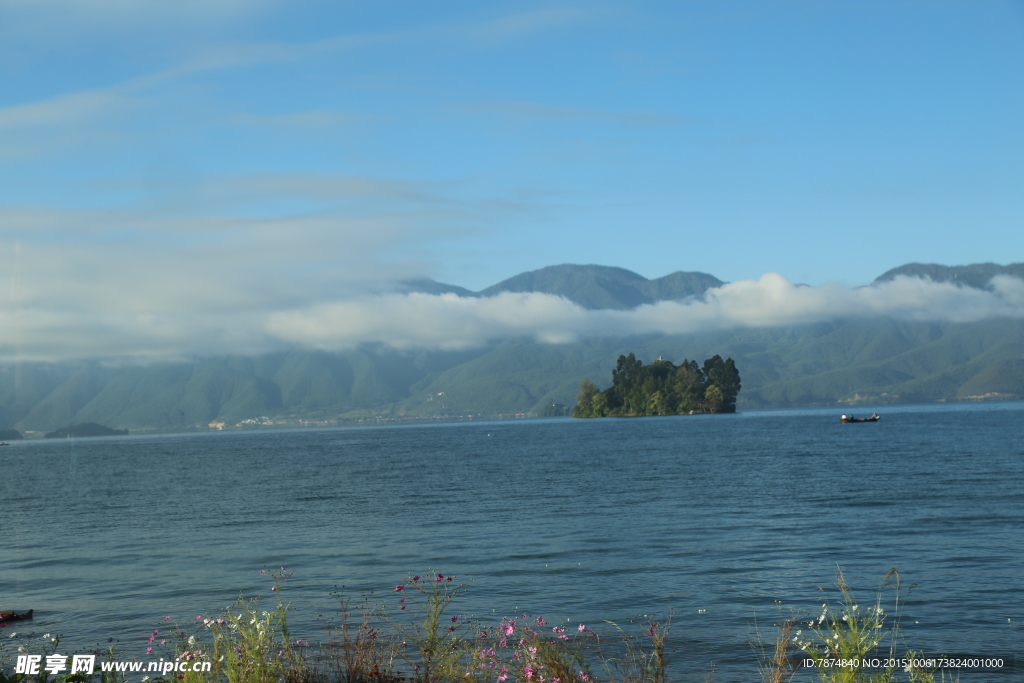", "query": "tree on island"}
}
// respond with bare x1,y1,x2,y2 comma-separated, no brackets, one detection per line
573,353,741,417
